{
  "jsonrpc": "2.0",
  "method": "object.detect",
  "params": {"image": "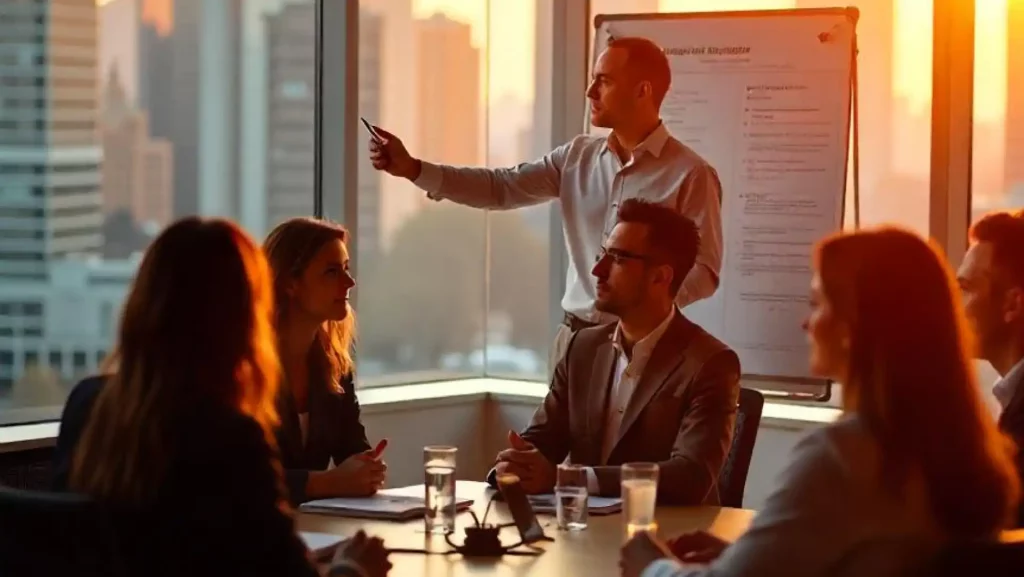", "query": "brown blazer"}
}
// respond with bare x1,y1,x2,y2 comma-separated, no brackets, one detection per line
522,310,740,505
